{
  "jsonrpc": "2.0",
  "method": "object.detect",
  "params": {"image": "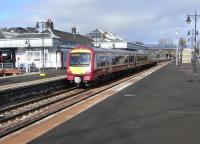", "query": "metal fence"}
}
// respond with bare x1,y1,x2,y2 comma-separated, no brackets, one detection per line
0,62,15,69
